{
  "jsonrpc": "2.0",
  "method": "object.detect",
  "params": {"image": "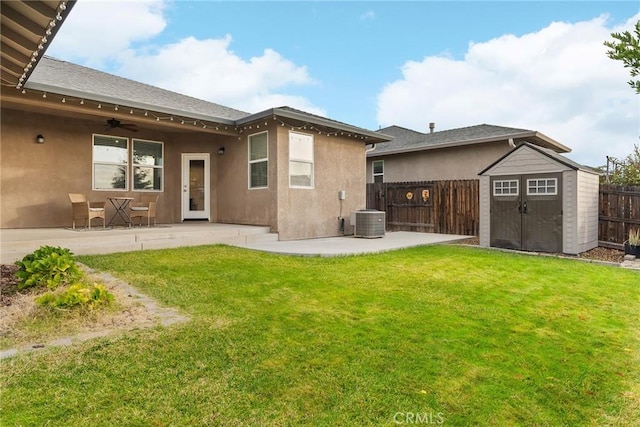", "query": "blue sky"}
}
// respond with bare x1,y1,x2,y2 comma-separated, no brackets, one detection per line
48,1,639,166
